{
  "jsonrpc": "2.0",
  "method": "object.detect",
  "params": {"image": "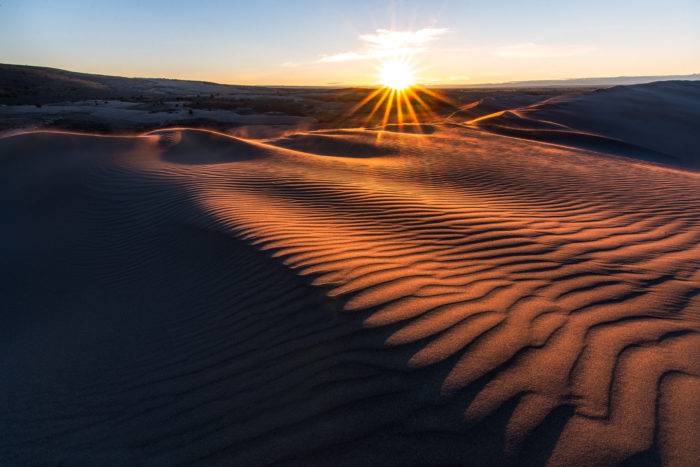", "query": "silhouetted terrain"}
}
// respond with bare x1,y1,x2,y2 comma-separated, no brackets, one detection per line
0,63,260,104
